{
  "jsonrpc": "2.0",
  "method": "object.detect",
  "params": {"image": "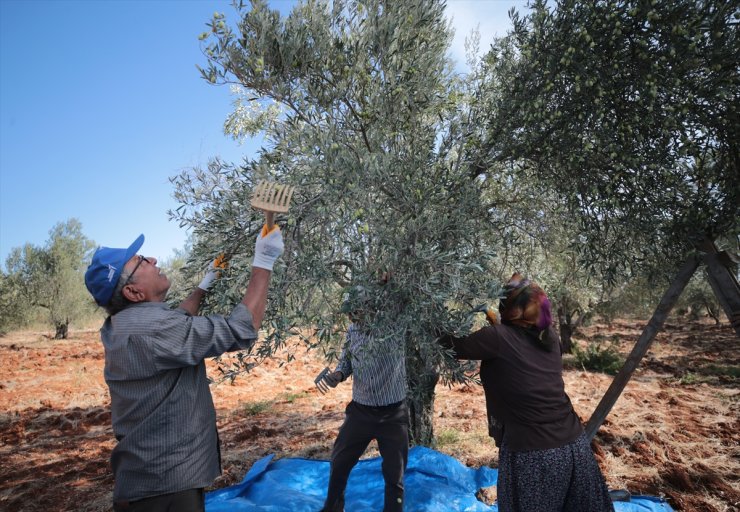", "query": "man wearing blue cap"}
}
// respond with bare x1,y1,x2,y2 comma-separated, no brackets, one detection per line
84,226,284,512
